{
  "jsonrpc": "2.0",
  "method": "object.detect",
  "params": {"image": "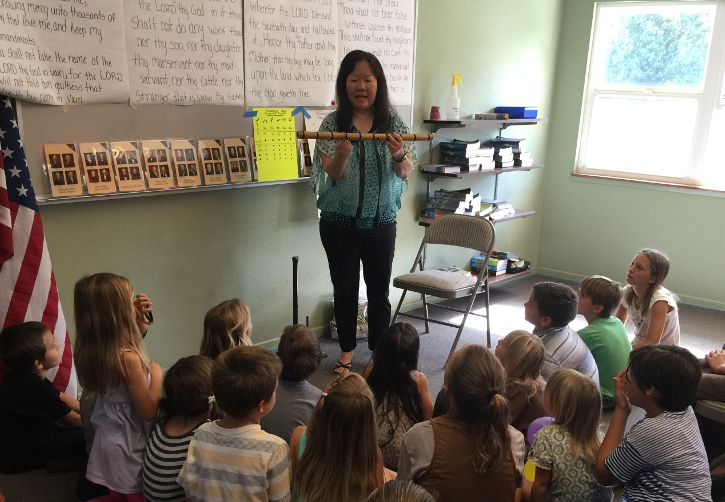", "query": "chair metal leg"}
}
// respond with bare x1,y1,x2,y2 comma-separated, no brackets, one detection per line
421,293,430,334
446,290,481,363
392,290,407,324
485,279,491,348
